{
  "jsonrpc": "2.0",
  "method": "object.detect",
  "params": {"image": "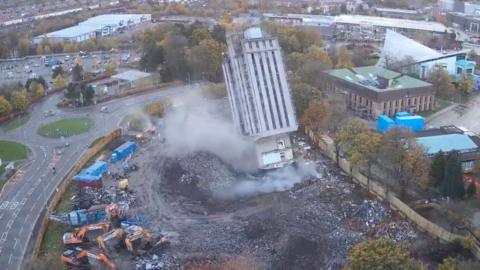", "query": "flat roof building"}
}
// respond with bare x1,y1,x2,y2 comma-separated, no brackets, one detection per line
415,125,480,171
324,66,435,119
32,14,151,44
